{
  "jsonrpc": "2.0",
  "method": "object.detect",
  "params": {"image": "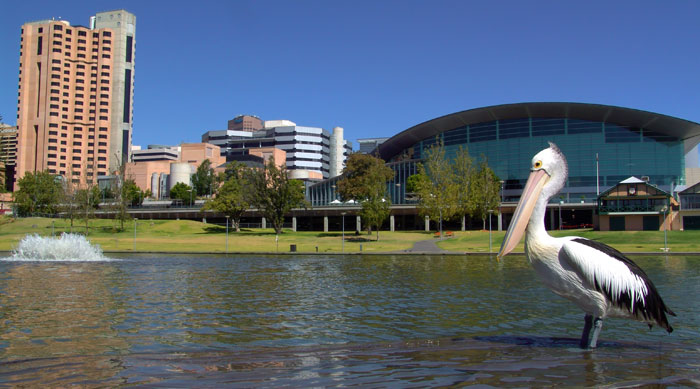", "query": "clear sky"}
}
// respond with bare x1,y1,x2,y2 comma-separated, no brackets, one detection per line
2,0,699,150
